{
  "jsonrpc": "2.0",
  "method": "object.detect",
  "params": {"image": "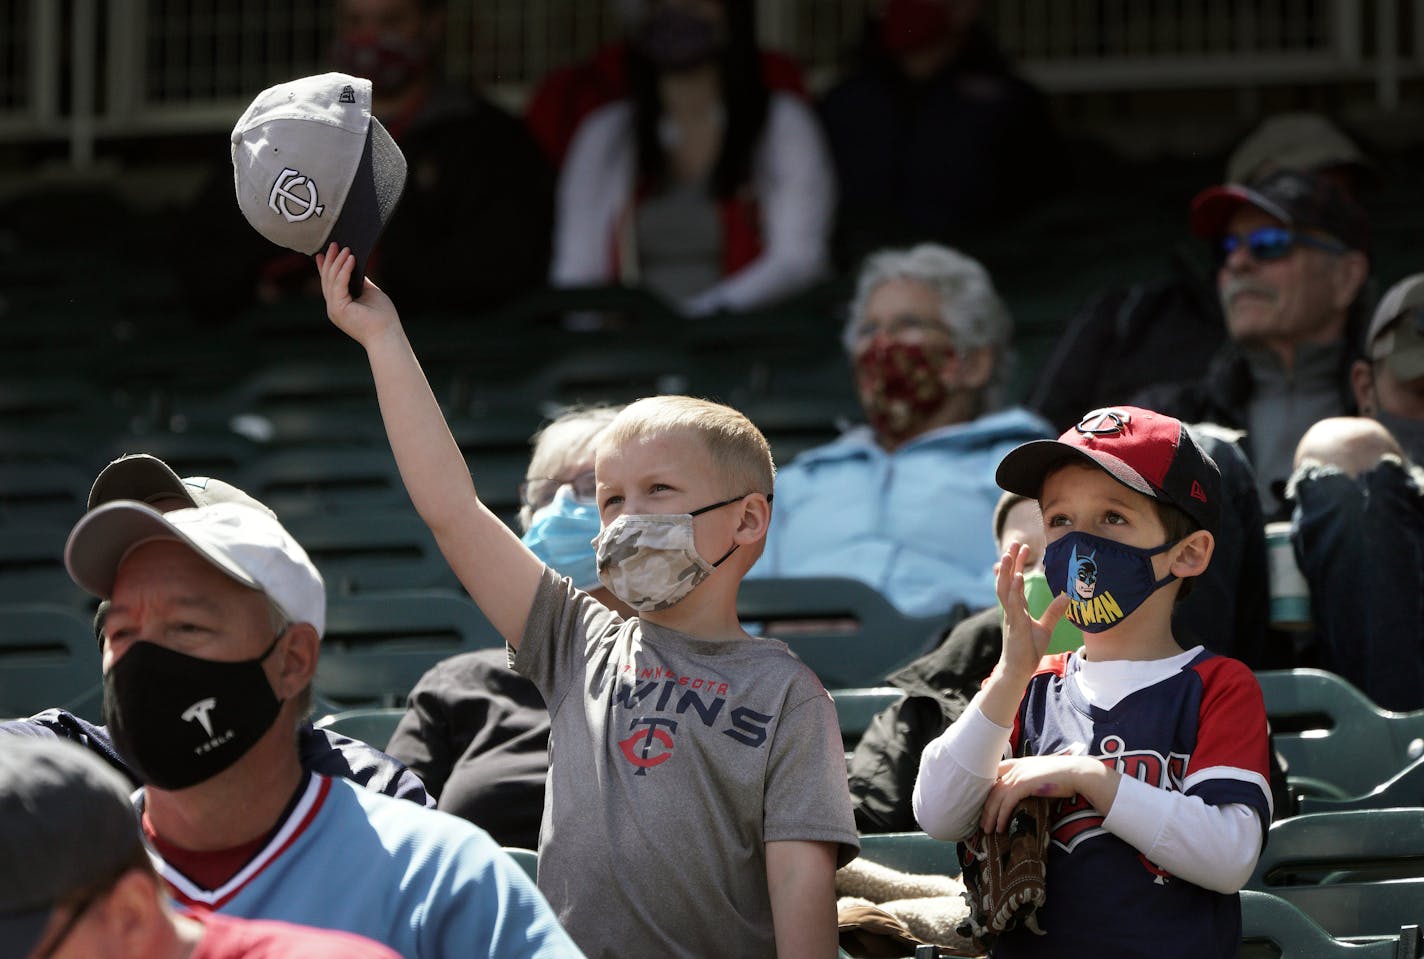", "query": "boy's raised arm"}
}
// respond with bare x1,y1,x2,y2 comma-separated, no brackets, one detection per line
317,244,544,648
